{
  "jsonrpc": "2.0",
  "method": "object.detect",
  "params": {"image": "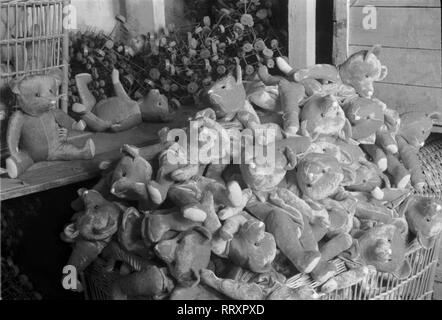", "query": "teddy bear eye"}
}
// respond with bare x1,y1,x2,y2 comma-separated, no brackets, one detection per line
35,93,41,97
221,85,226,89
